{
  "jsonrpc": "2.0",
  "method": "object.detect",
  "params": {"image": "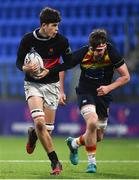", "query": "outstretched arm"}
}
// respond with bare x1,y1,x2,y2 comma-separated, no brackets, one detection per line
34,46,88,79
46,46,88,75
